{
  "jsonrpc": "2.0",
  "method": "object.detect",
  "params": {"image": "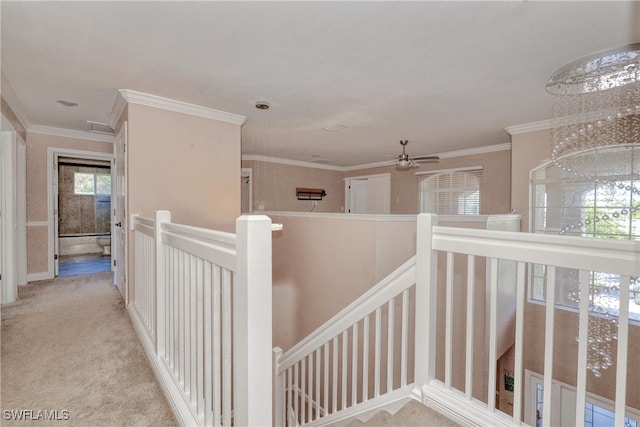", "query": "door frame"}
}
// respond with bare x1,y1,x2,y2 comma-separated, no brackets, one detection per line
48,147,113,279
241,167,253,213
